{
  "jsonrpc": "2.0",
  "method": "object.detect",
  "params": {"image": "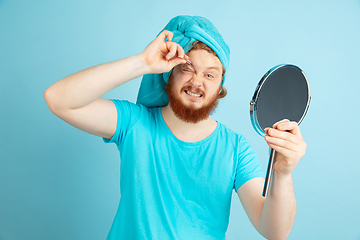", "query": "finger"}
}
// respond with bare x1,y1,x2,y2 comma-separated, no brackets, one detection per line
175,43,185,59
165,42,178,60
266,128,301,145
276,122,303,139
167,58,186,70
178,56,192,65
265,119,290,134
272,119,290,129
168,49,187,69
264,127,270,135
267,143,294,161
267,142,305,165
158,30,173,42
265,134,299,151
165,42,185,60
